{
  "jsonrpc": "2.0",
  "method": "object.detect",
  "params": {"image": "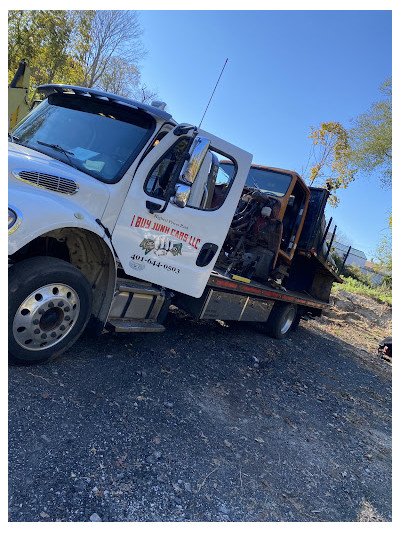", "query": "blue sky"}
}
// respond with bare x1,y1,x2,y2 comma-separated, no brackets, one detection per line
138,9,392,260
